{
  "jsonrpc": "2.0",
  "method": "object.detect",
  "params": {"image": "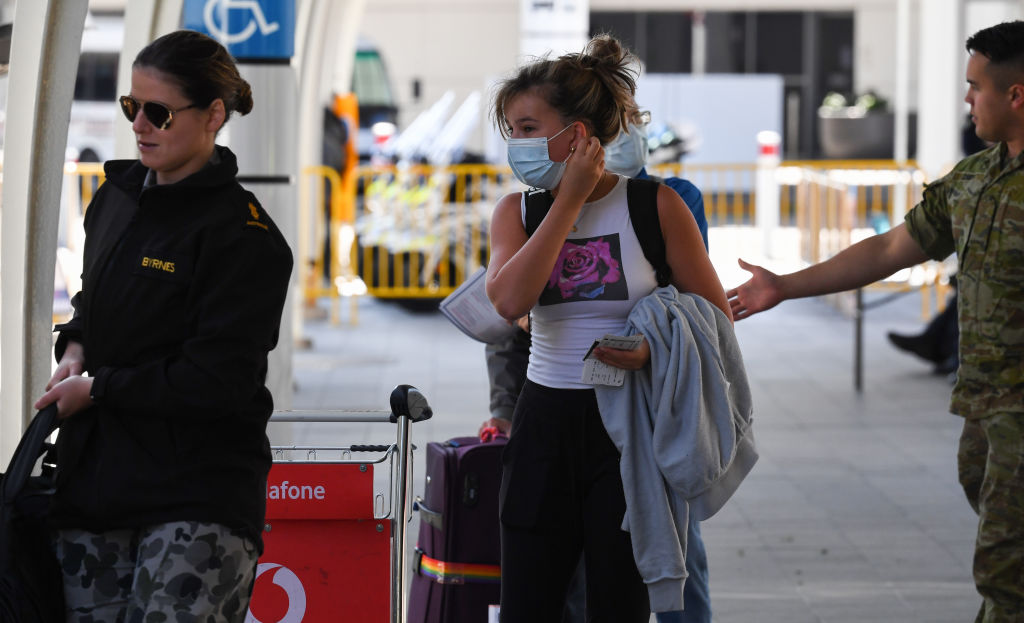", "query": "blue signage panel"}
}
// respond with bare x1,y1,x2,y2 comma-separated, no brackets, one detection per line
183,0,295,60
